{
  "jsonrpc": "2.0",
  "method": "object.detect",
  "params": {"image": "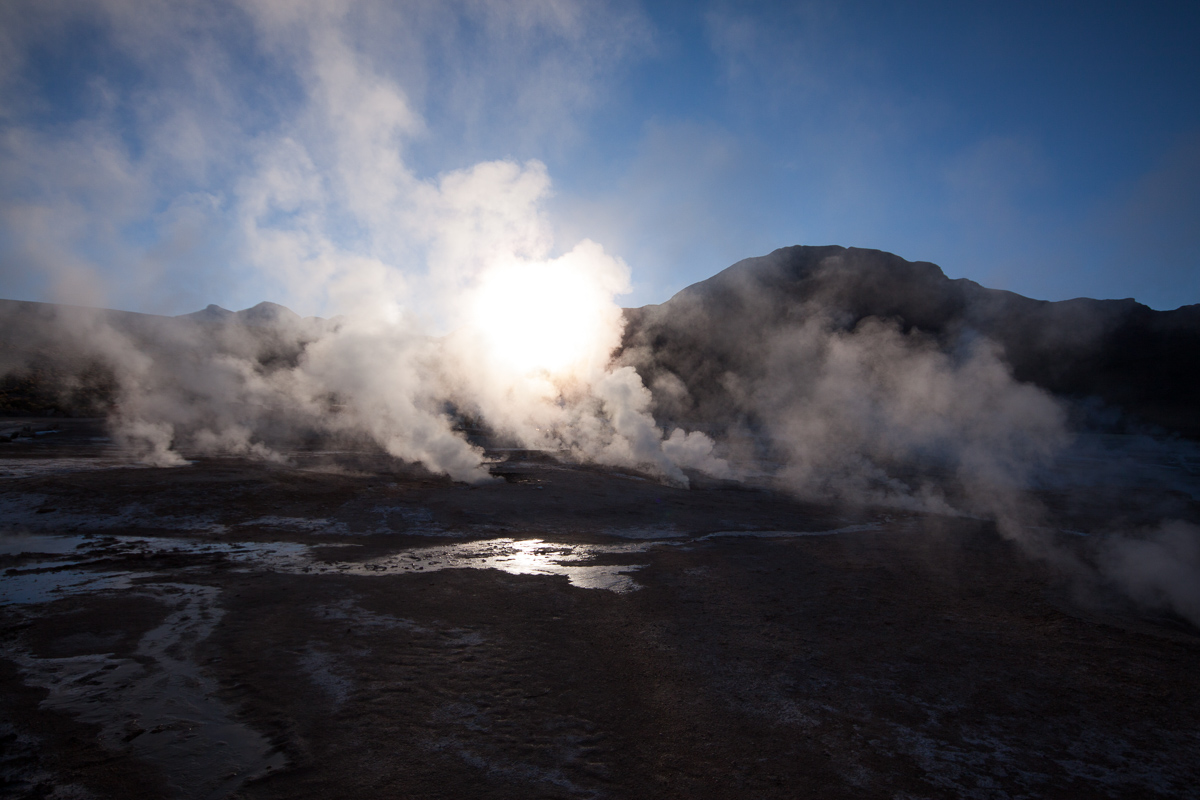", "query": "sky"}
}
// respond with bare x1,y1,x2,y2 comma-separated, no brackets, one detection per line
1,0,1198,318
